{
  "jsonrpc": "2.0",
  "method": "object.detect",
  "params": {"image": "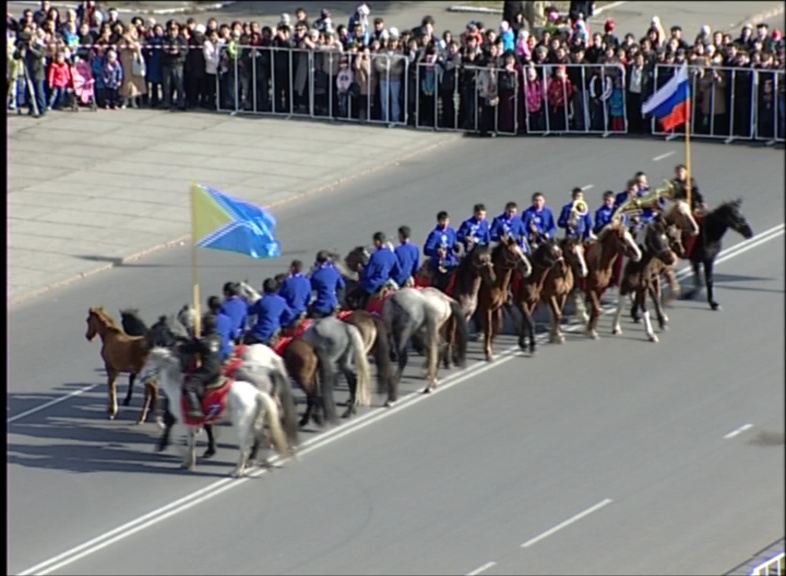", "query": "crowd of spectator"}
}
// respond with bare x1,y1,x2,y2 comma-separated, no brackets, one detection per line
6,0,785,140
